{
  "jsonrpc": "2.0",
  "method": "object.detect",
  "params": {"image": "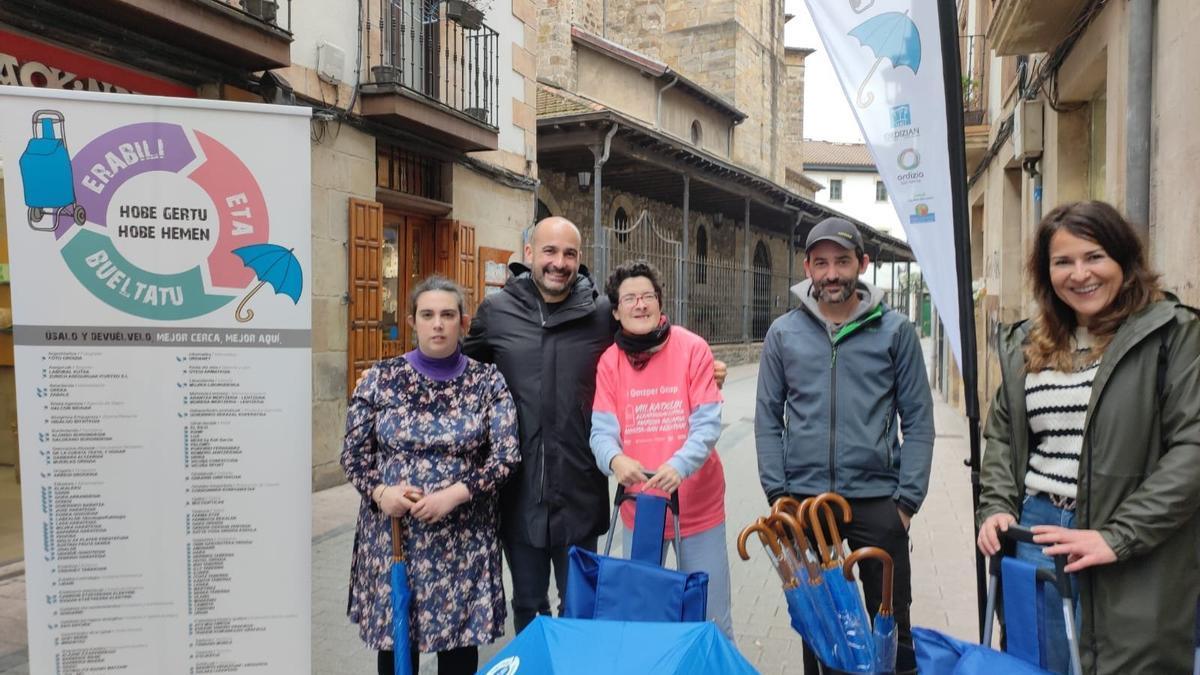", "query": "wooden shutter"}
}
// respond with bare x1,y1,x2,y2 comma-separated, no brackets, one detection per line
435,220,478,314
347,198,384,397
